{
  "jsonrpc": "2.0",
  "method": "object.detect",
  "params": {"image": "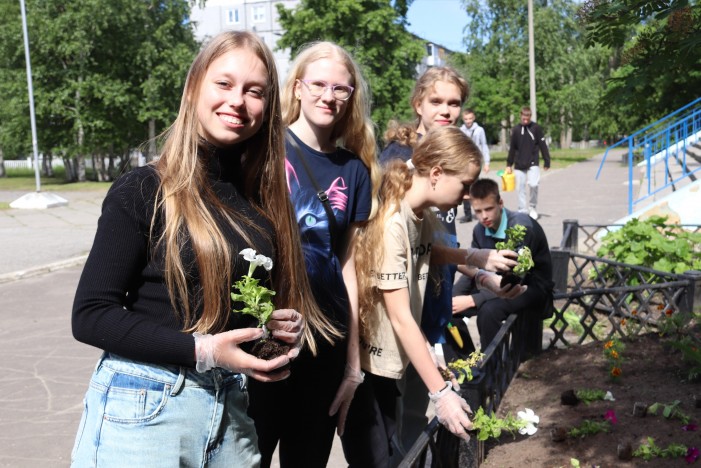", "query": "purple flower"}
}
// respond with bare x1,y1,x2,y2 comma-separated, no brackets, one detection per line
682,423,698,432
604,409,617,425
685,447,699,464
